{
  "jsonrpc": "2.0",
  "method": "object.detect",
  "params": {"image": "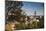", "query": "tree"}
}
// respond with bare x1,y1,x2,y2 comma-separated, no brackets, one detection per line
5,1,23,22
